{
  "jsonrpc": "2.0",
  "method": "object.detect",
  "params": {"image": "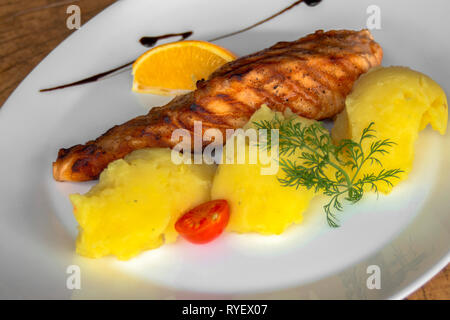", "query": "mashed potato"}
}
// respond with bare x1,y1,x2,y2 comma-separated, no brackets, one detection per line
211,105,317,235
70,148,215,260
332,66,448,193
